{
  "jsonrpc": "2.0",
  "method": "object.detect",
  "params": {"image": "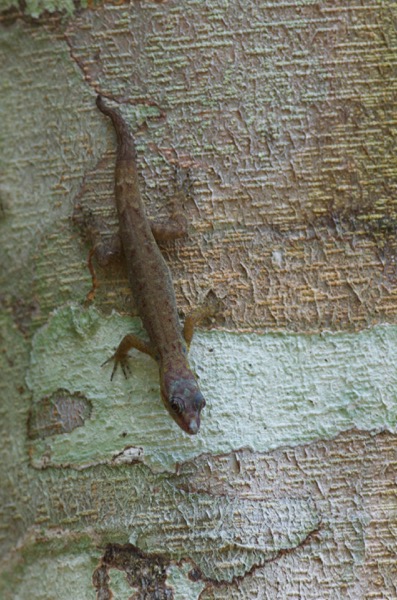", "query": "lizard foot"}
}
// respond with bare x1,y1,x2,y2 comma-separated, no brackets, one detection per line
102,352,131,380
